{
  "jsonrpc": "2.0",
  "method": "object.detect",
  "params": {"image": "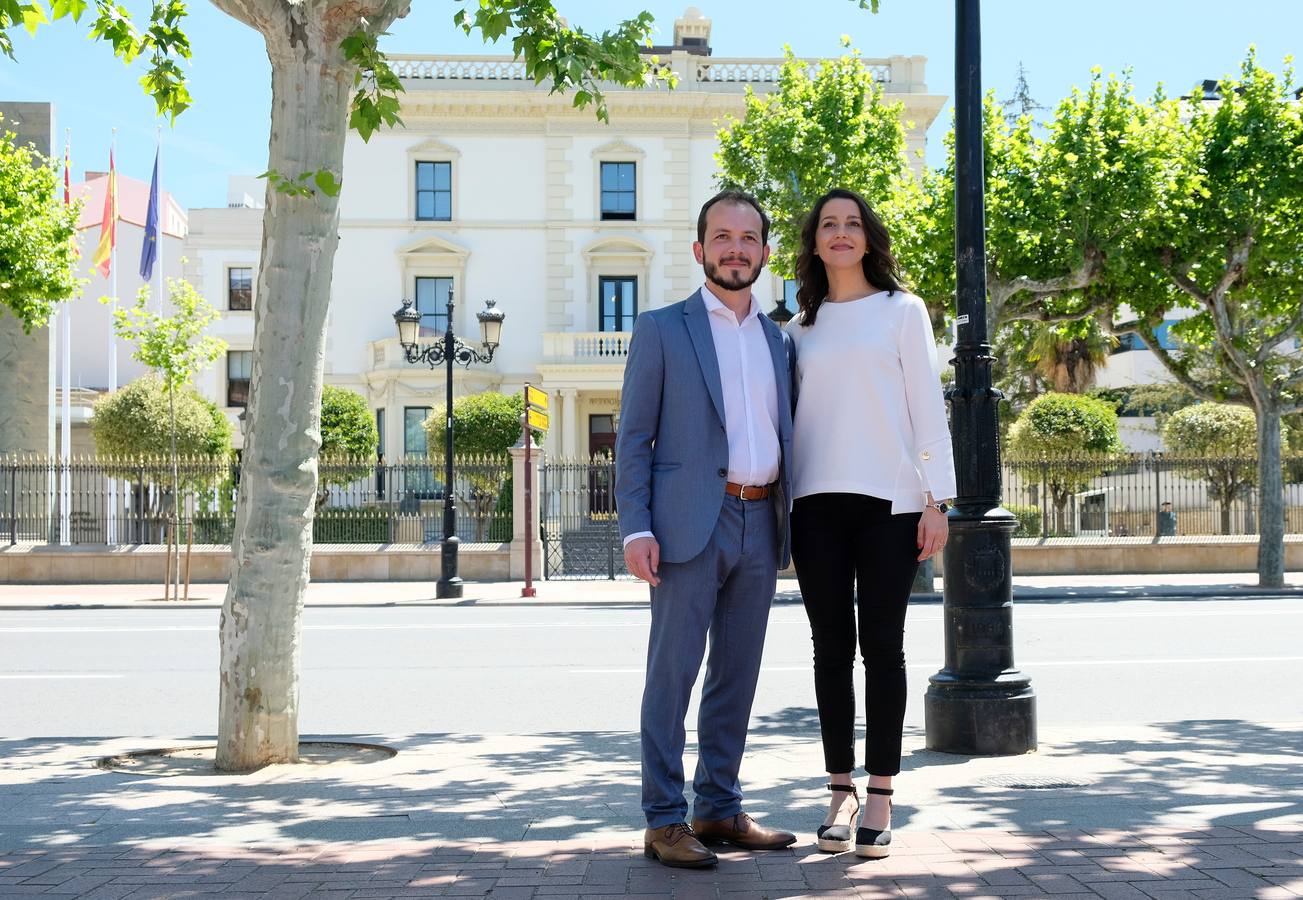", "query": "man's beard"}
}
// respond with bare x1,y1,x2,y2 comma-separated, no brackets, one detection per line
703,257,762,291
